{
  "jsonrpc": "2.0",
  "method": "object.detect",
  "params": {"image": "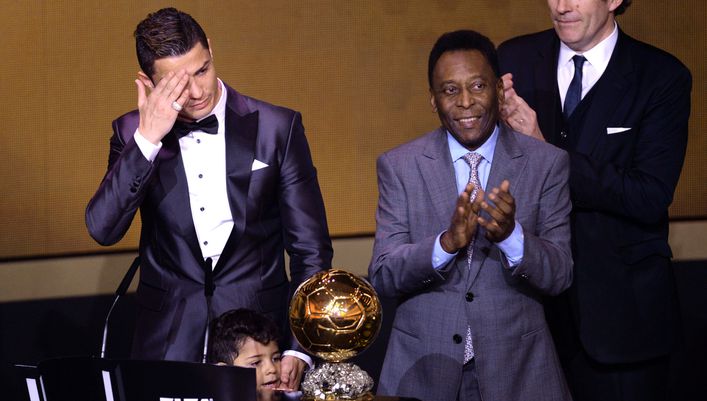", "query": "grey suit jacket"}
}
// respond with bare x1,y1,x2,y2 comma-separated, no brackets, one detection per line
369,124,572,401
86,83,332,361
